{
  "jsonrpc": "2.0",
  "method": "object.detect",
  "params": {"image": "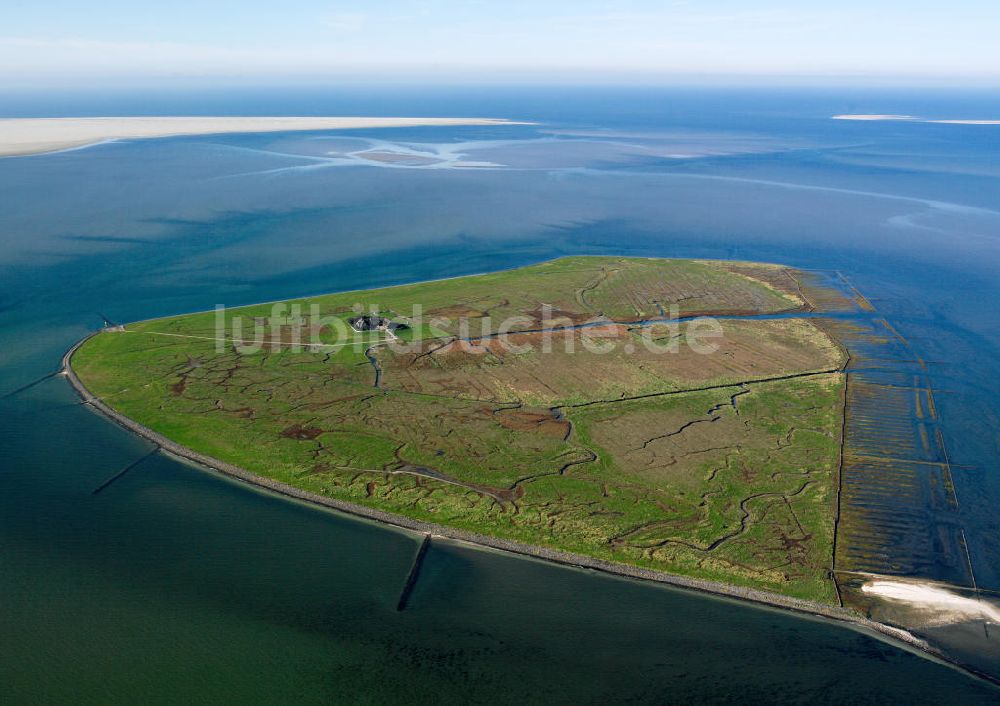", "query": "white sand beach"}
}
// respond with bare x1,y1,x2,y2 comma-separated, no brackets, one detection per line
833,114,999,125
862,579,1000,626
928,119,1000,125
0,116,523,157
